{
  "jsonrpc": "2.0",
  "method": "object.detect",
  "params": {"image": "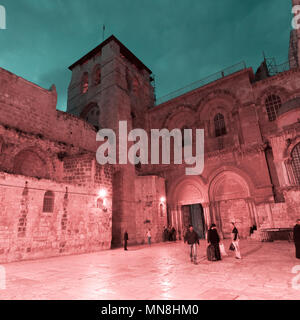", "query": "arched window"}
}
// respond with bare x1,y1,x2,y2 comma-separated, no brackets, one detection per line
93,65,101,86
43,191,54,213
214,113,226,137
291,143,300,185
81,72,89,94
265,95,281,121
